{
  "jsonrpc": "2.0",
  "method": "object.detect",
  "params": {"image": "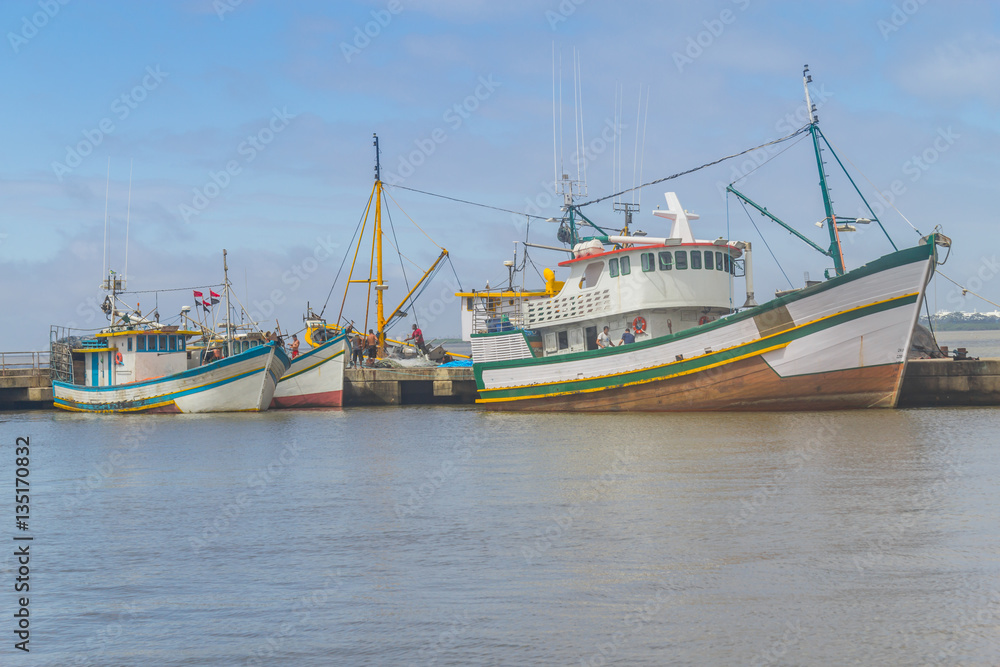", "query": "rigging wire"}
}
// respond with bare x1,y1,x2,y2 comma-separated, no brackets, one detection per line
384,183,551,221
821,133,922,235
936,271,1000,310
728,133,809,186
384,204,417,329
318,195,372,318
737,197,794,288
577,124,811,208
122,283,225,294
